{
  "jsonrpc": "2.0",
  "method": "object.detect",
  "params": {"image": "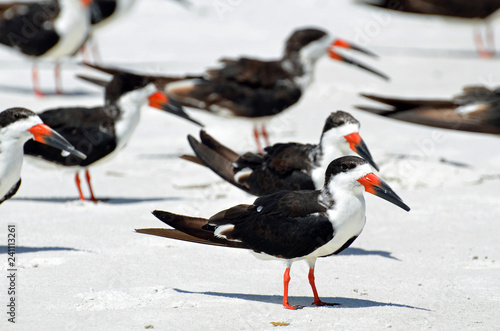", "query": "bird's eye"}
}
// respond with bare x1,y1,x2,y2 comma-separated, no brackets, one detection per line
341,163,348,171
14,113,20,119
